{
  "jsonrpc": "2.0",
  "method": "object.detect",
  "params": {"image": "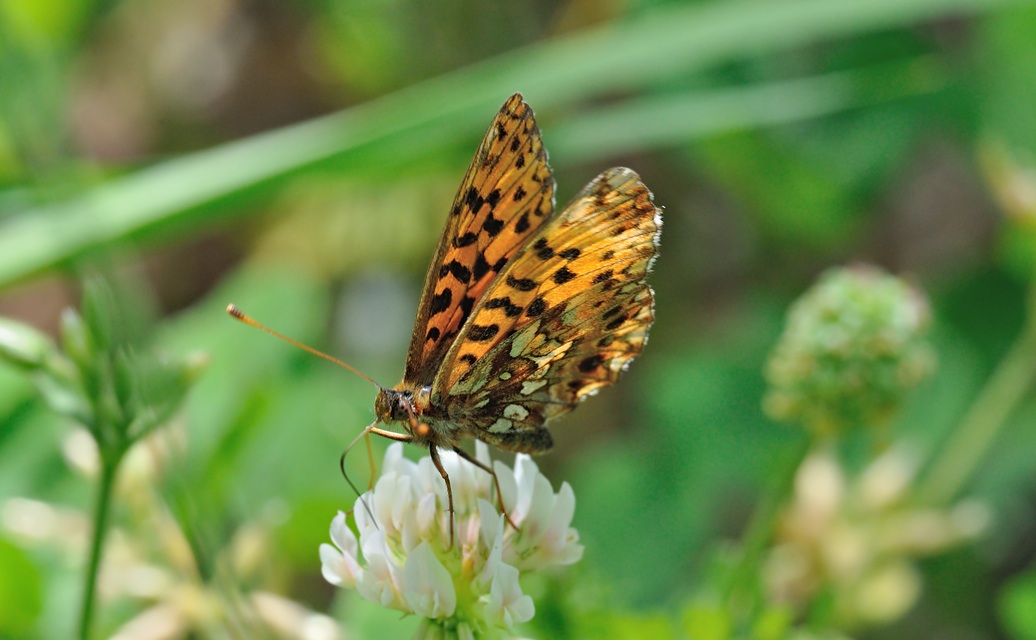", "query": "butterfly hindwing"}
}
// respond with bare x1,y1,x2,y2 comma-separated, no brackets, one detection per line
404,94,555,383
432,167,662,448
